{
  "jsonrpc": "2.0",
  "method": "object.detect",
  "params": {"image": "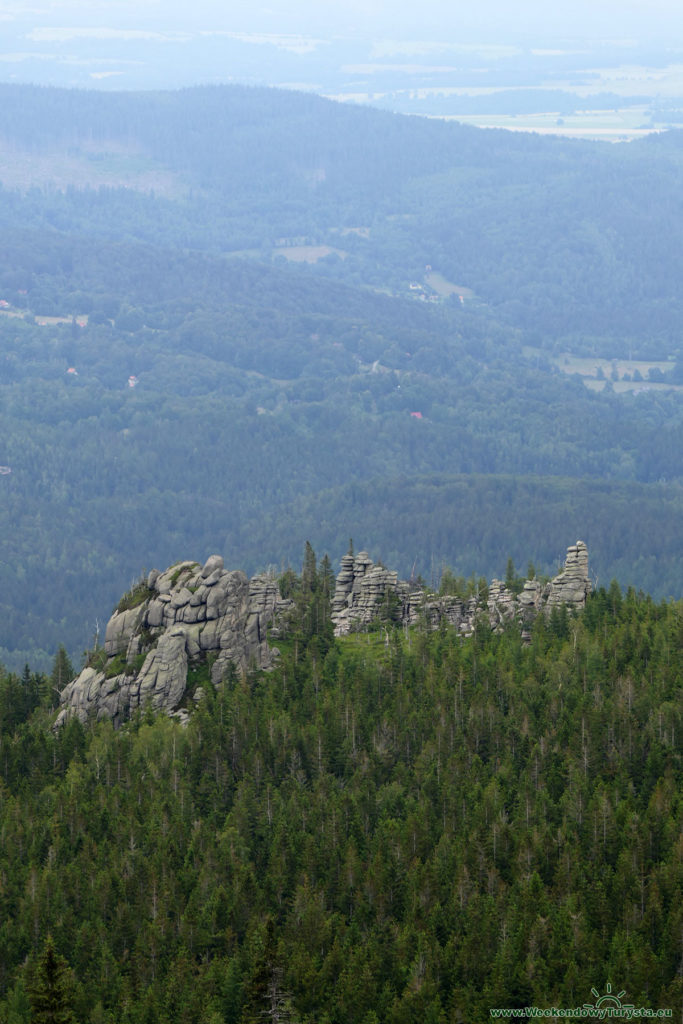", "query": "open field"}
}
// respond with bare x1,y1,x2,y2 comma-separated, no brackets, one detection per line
0,139,182,195
1,308,88,326
524,347,682,392
584,379,683,393
338,226,371,238
425,271,473,298
35,314,88,326
436,106,661,141
273,245,347,263
556,352,677,380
